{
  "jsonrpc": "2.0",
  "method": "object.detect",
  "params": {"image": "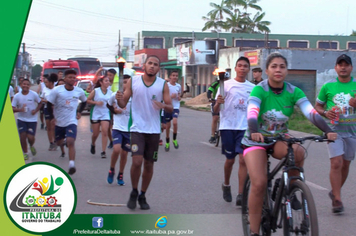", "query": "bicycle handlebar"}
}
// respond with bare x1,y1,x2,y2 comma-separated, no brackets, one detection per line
263,134,334,144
